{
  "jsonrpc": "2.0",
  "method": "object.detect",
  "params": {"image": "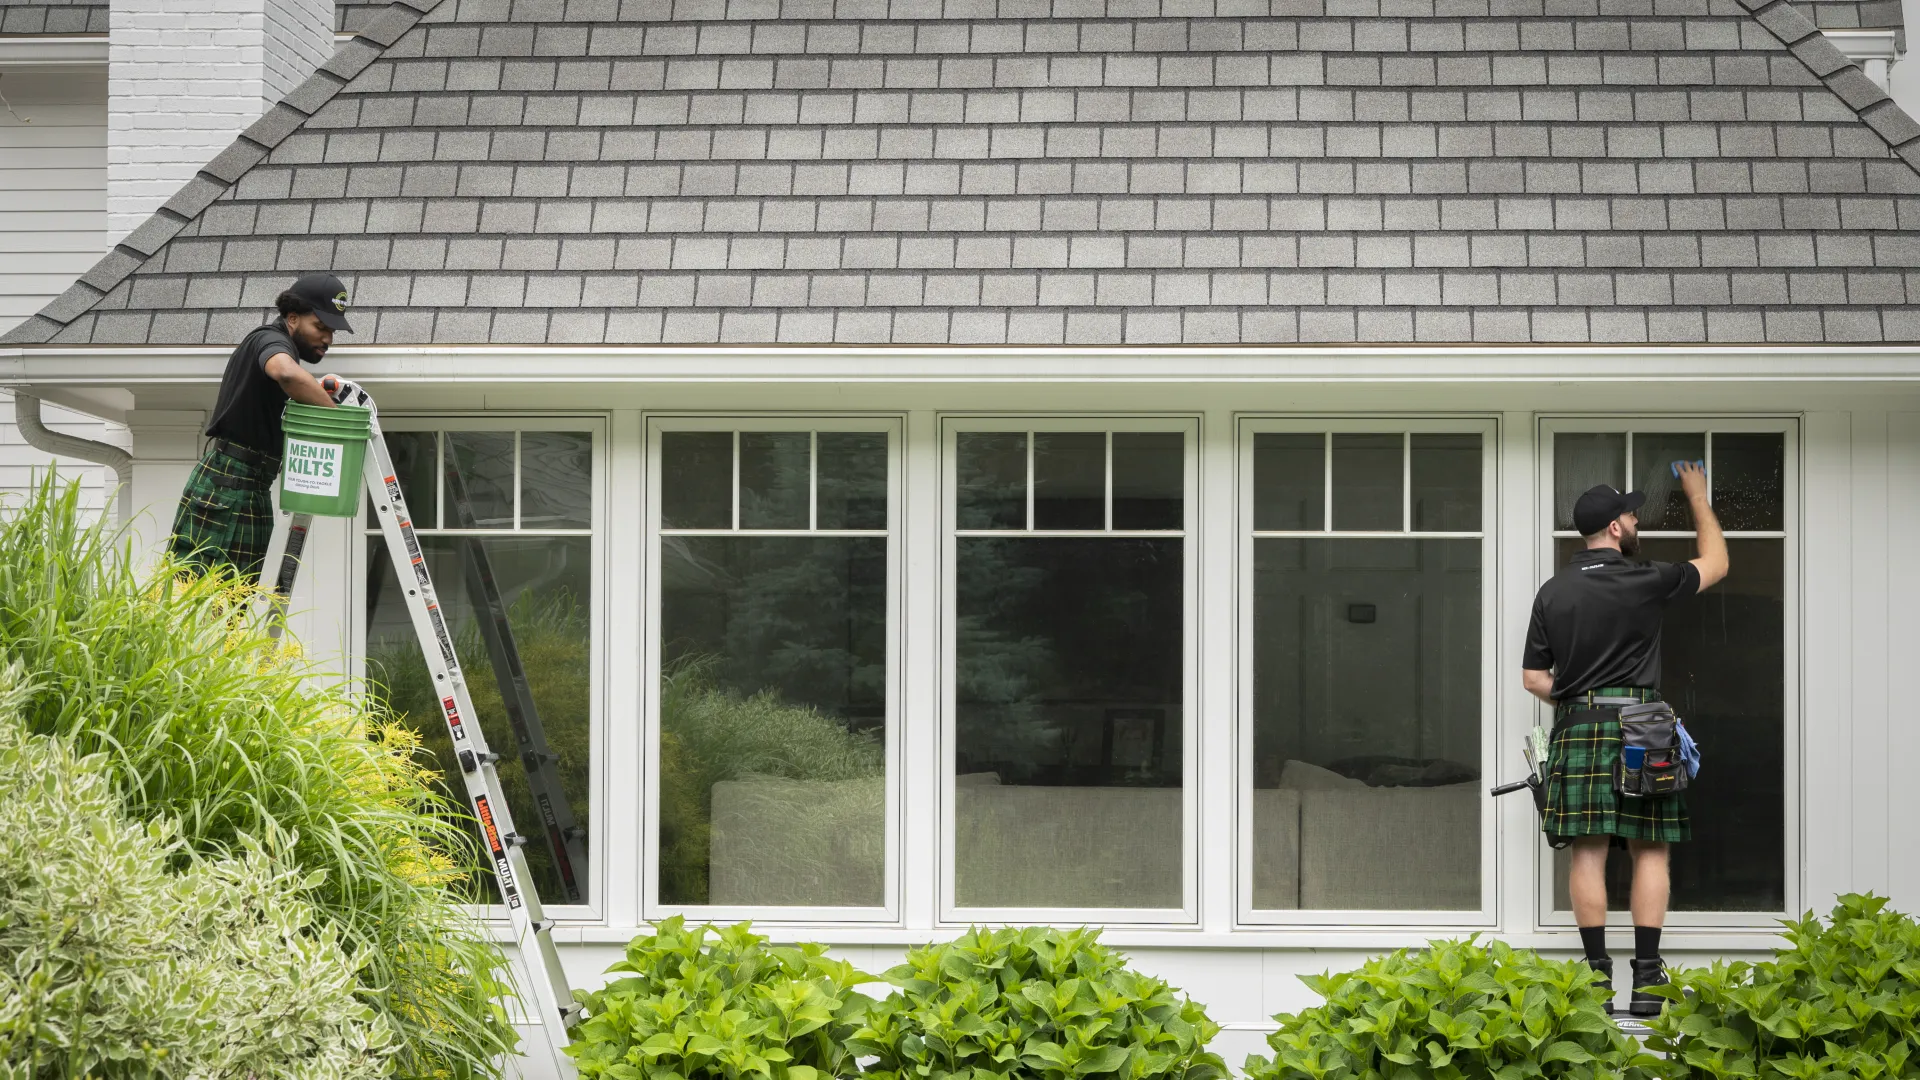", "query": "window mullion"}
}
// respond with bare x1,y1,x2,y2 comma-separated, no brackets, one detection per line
1104,431,1114,533
1402,431,1411,533
809,430,819,533
1026,431,1036,531
1322,431,1333,533
731,430,741,532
